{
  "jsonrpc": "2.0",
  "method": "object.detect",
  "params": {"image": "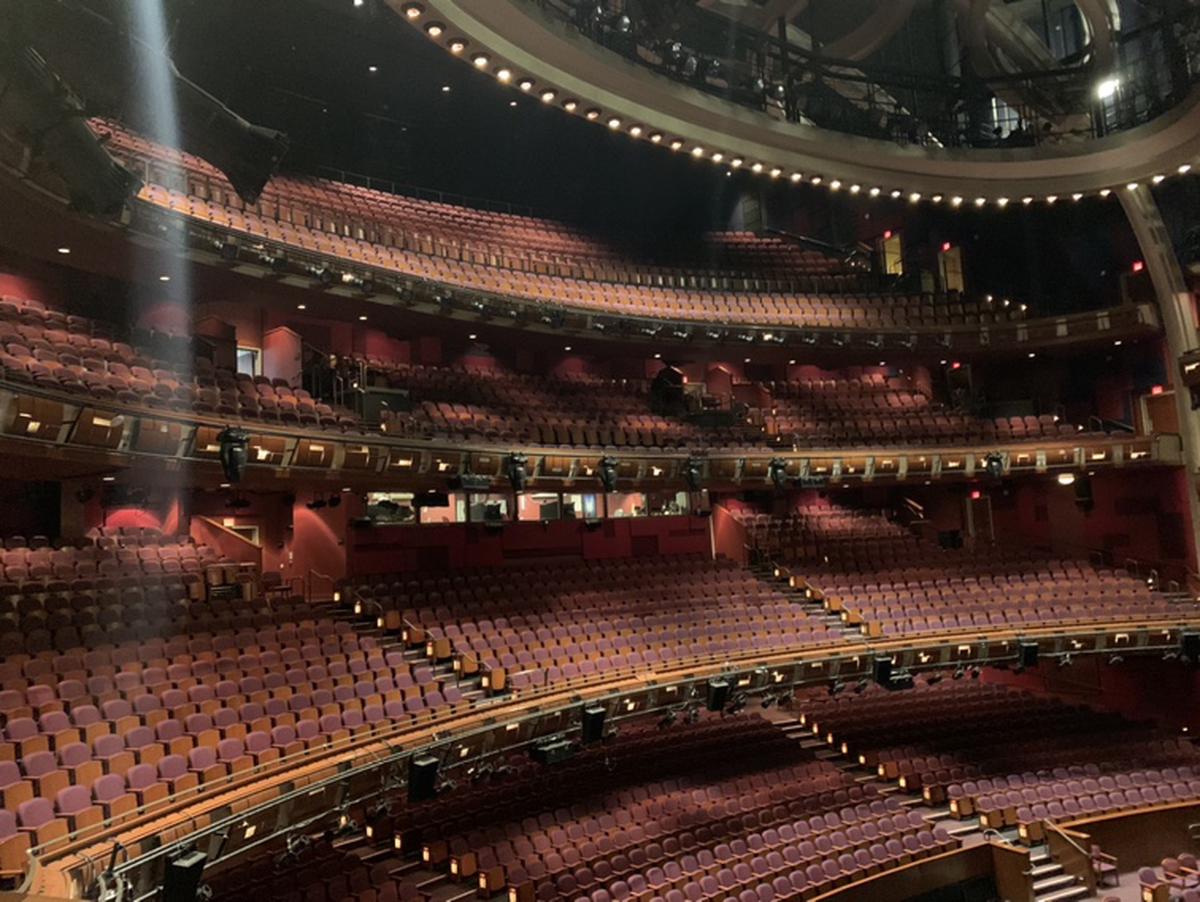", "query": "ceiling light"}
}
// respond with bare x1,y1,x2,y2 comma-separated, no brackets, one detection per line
710,152,723,162
769,167,782,178
730,157,743,168
789,172,802,183
158,275,171,282
496,68,512,82
649,132,662,143
296,304,307,310
931,194,943,203
56,247,70,254
1028,352,1036,358
1153,174,1165,184
468,333,477,340
563,99,578,111
541,89,557,102
629,125,642,137
425,22,443,37
1179,164,1193,174
563,345,572,351
358,315,368,321
670,140,683,151
1096,77,1120,100
829,180,841,191
849,184,861,194
1072,192,1083,201
1046,195,1058,204
353,0,363,6
402,2,423,18
472,54,489,68
869,187,881,197
585,108,600,120
810,175,822,185
743,357,751,363
517,78,533,91
441,84,451,93
1057,472,1077,486
653,353,661,359
1126,182,1139,191
1099,188,1111,196
788,359,796,365
890,189,902,199
448,40,466,54
996,197,1009,207
909,192,922,203
690,145,703,157
102,475,115,482
608,117,622,130
509,100,517,107
1022,196,1033,205
951,196,963,207
367,65,378,73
